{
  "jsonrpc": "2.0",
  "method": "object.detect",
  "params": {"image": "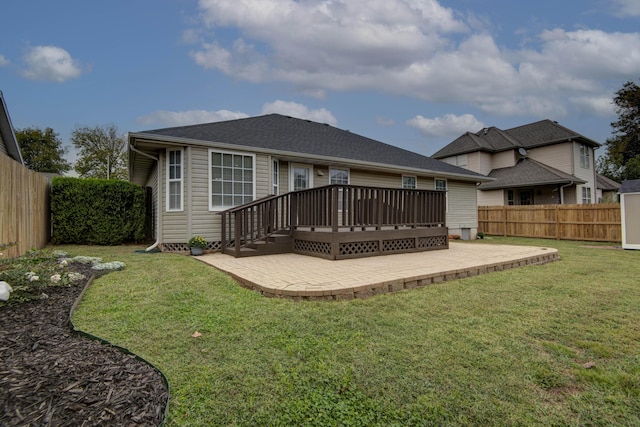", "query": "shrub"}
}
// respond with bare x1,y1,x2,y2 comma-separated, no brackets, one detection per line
51,177,146,245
